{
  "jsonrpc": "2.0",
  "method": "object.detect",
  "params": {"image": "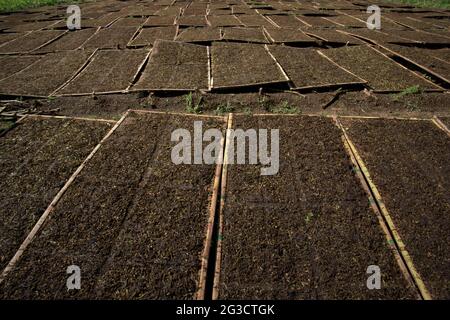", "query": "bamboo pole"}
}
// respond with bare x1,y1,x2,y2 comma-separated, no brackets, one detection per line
212,113,233,300
196,116,226,299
